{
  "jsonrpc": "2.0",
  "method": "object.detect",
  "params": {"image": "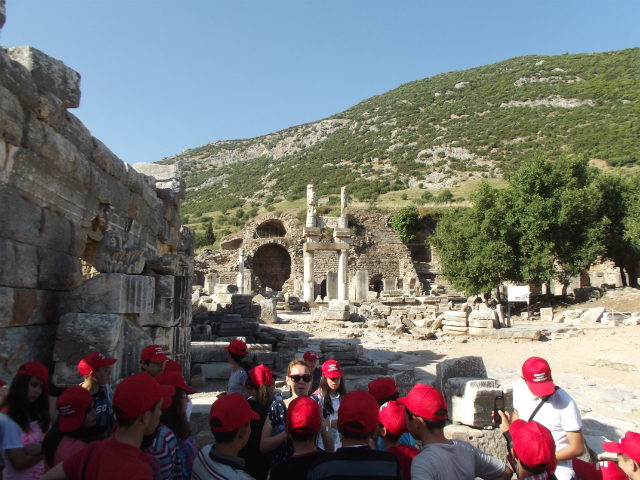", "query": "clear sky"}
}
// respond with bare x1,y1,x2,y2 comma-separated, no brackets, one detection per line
2,1,639,164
